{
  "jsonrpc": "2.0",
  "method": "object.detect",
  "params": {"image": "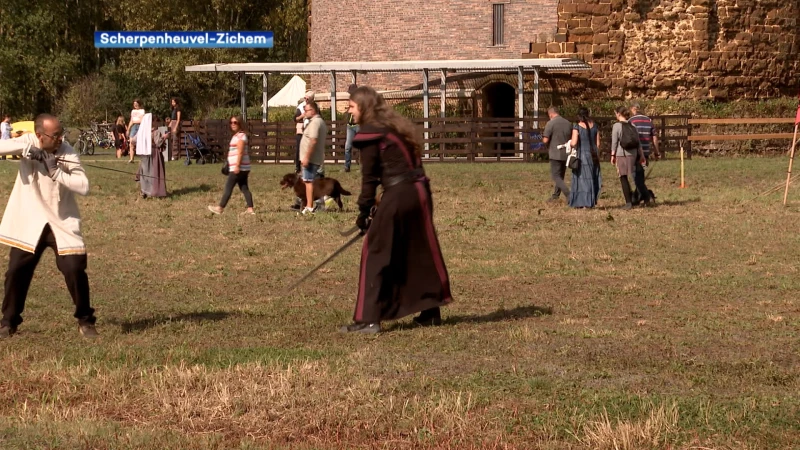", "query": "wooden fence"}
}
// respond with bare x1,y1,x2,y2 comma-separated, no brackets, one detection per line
173,115,692,163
